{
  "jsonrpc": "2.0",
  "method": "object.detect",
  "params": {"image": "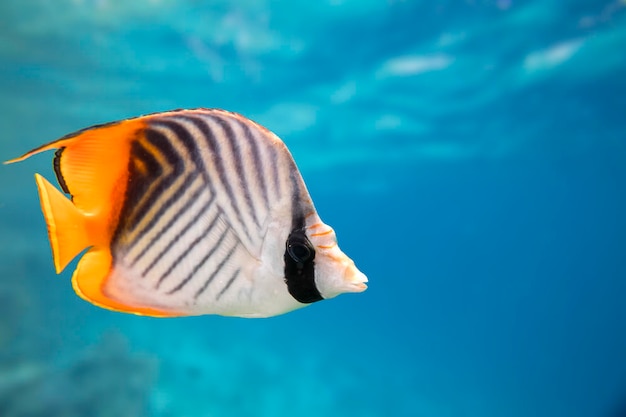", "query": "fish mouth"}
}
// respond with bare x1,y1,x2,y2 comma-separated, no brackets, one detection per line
345,267,368,293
